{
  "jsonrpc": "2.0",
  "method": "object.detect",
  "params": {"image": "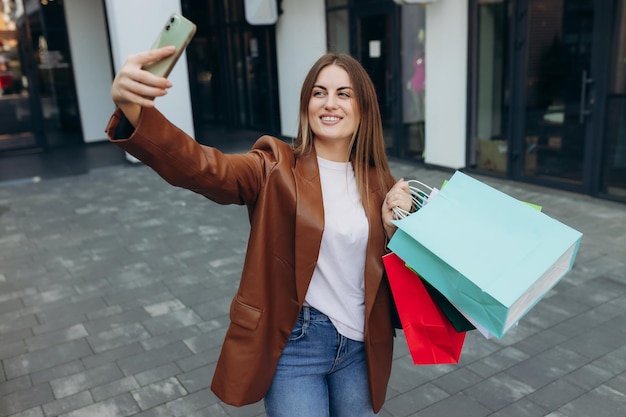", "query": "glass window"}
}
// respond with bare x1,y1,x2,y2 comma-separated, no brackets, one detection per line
327,0,348,7
471,0,509,174
600,0,626,199
400,5,426,161
327,9,349,54
0,0,37,151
